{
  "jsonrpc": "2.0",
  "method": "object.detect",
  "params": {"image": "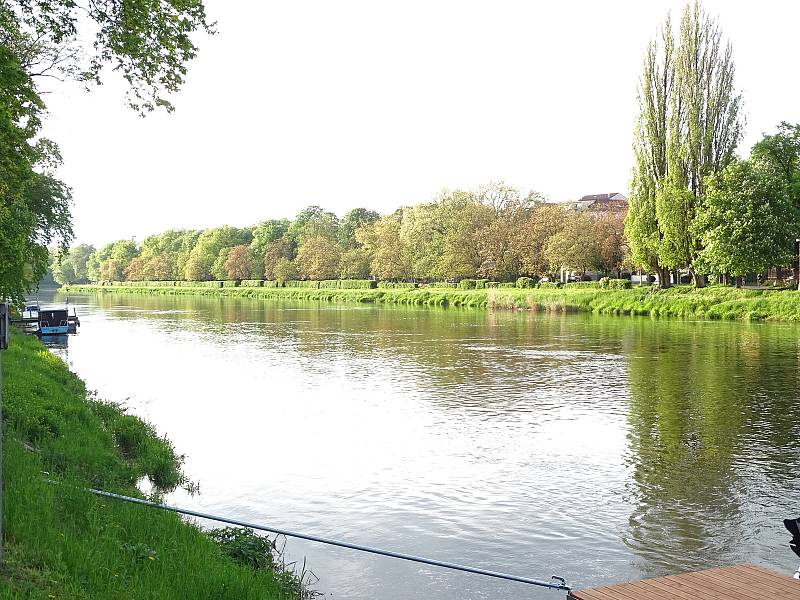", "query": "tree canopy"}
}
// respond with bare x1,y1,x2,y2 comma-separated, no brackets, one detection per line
0,0,211,304
693,158,798,277
67,183,636,285
626,1,743,287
